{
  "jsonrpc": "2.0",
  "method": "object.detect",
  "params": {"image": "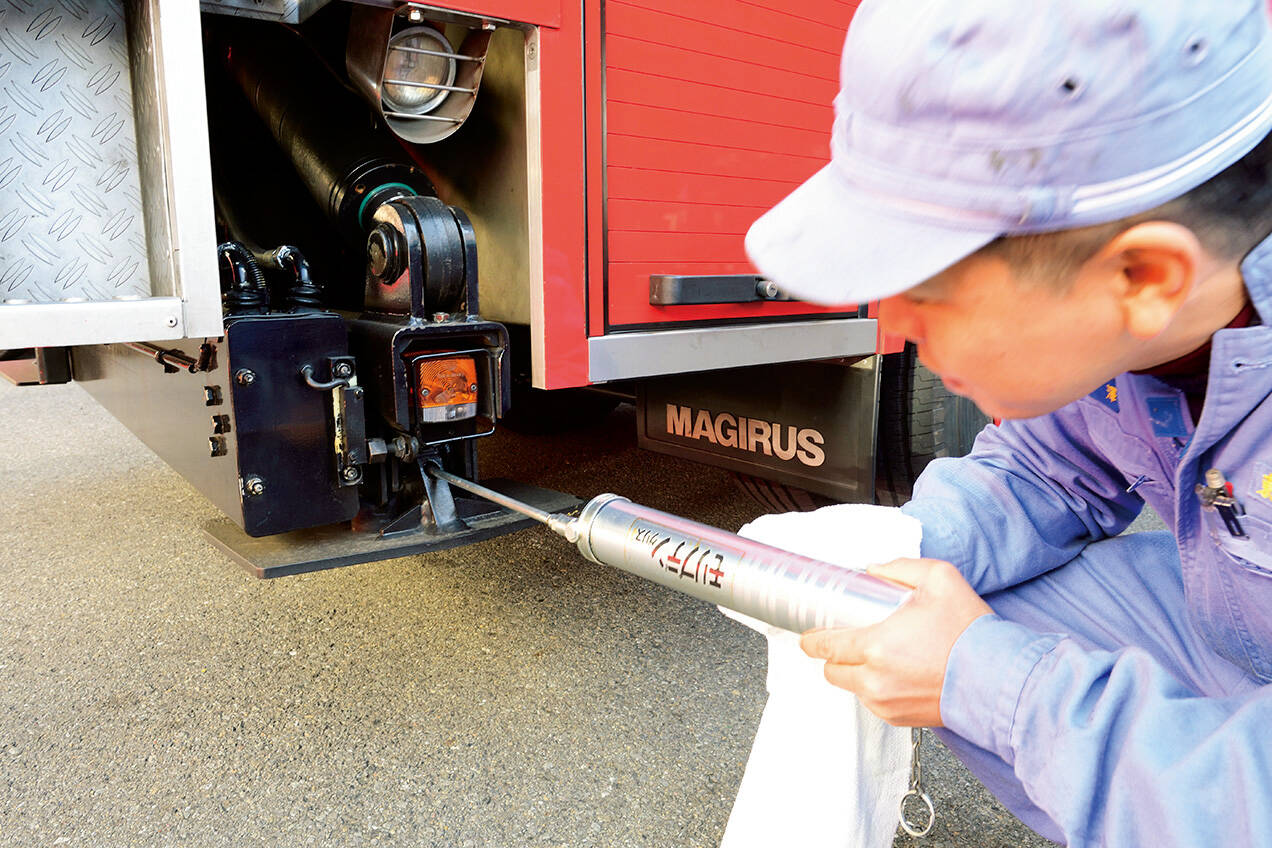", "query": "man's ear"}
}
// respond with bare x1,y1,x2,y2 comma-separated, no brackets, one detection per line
1094,222,1203,340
